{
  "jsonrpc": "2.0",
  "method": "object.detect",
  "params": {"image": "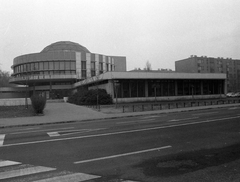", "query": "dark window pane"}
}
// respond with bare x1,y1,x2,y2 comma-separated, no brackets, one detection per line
82,70,86,78
91,62,95,70
81,61,86,69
